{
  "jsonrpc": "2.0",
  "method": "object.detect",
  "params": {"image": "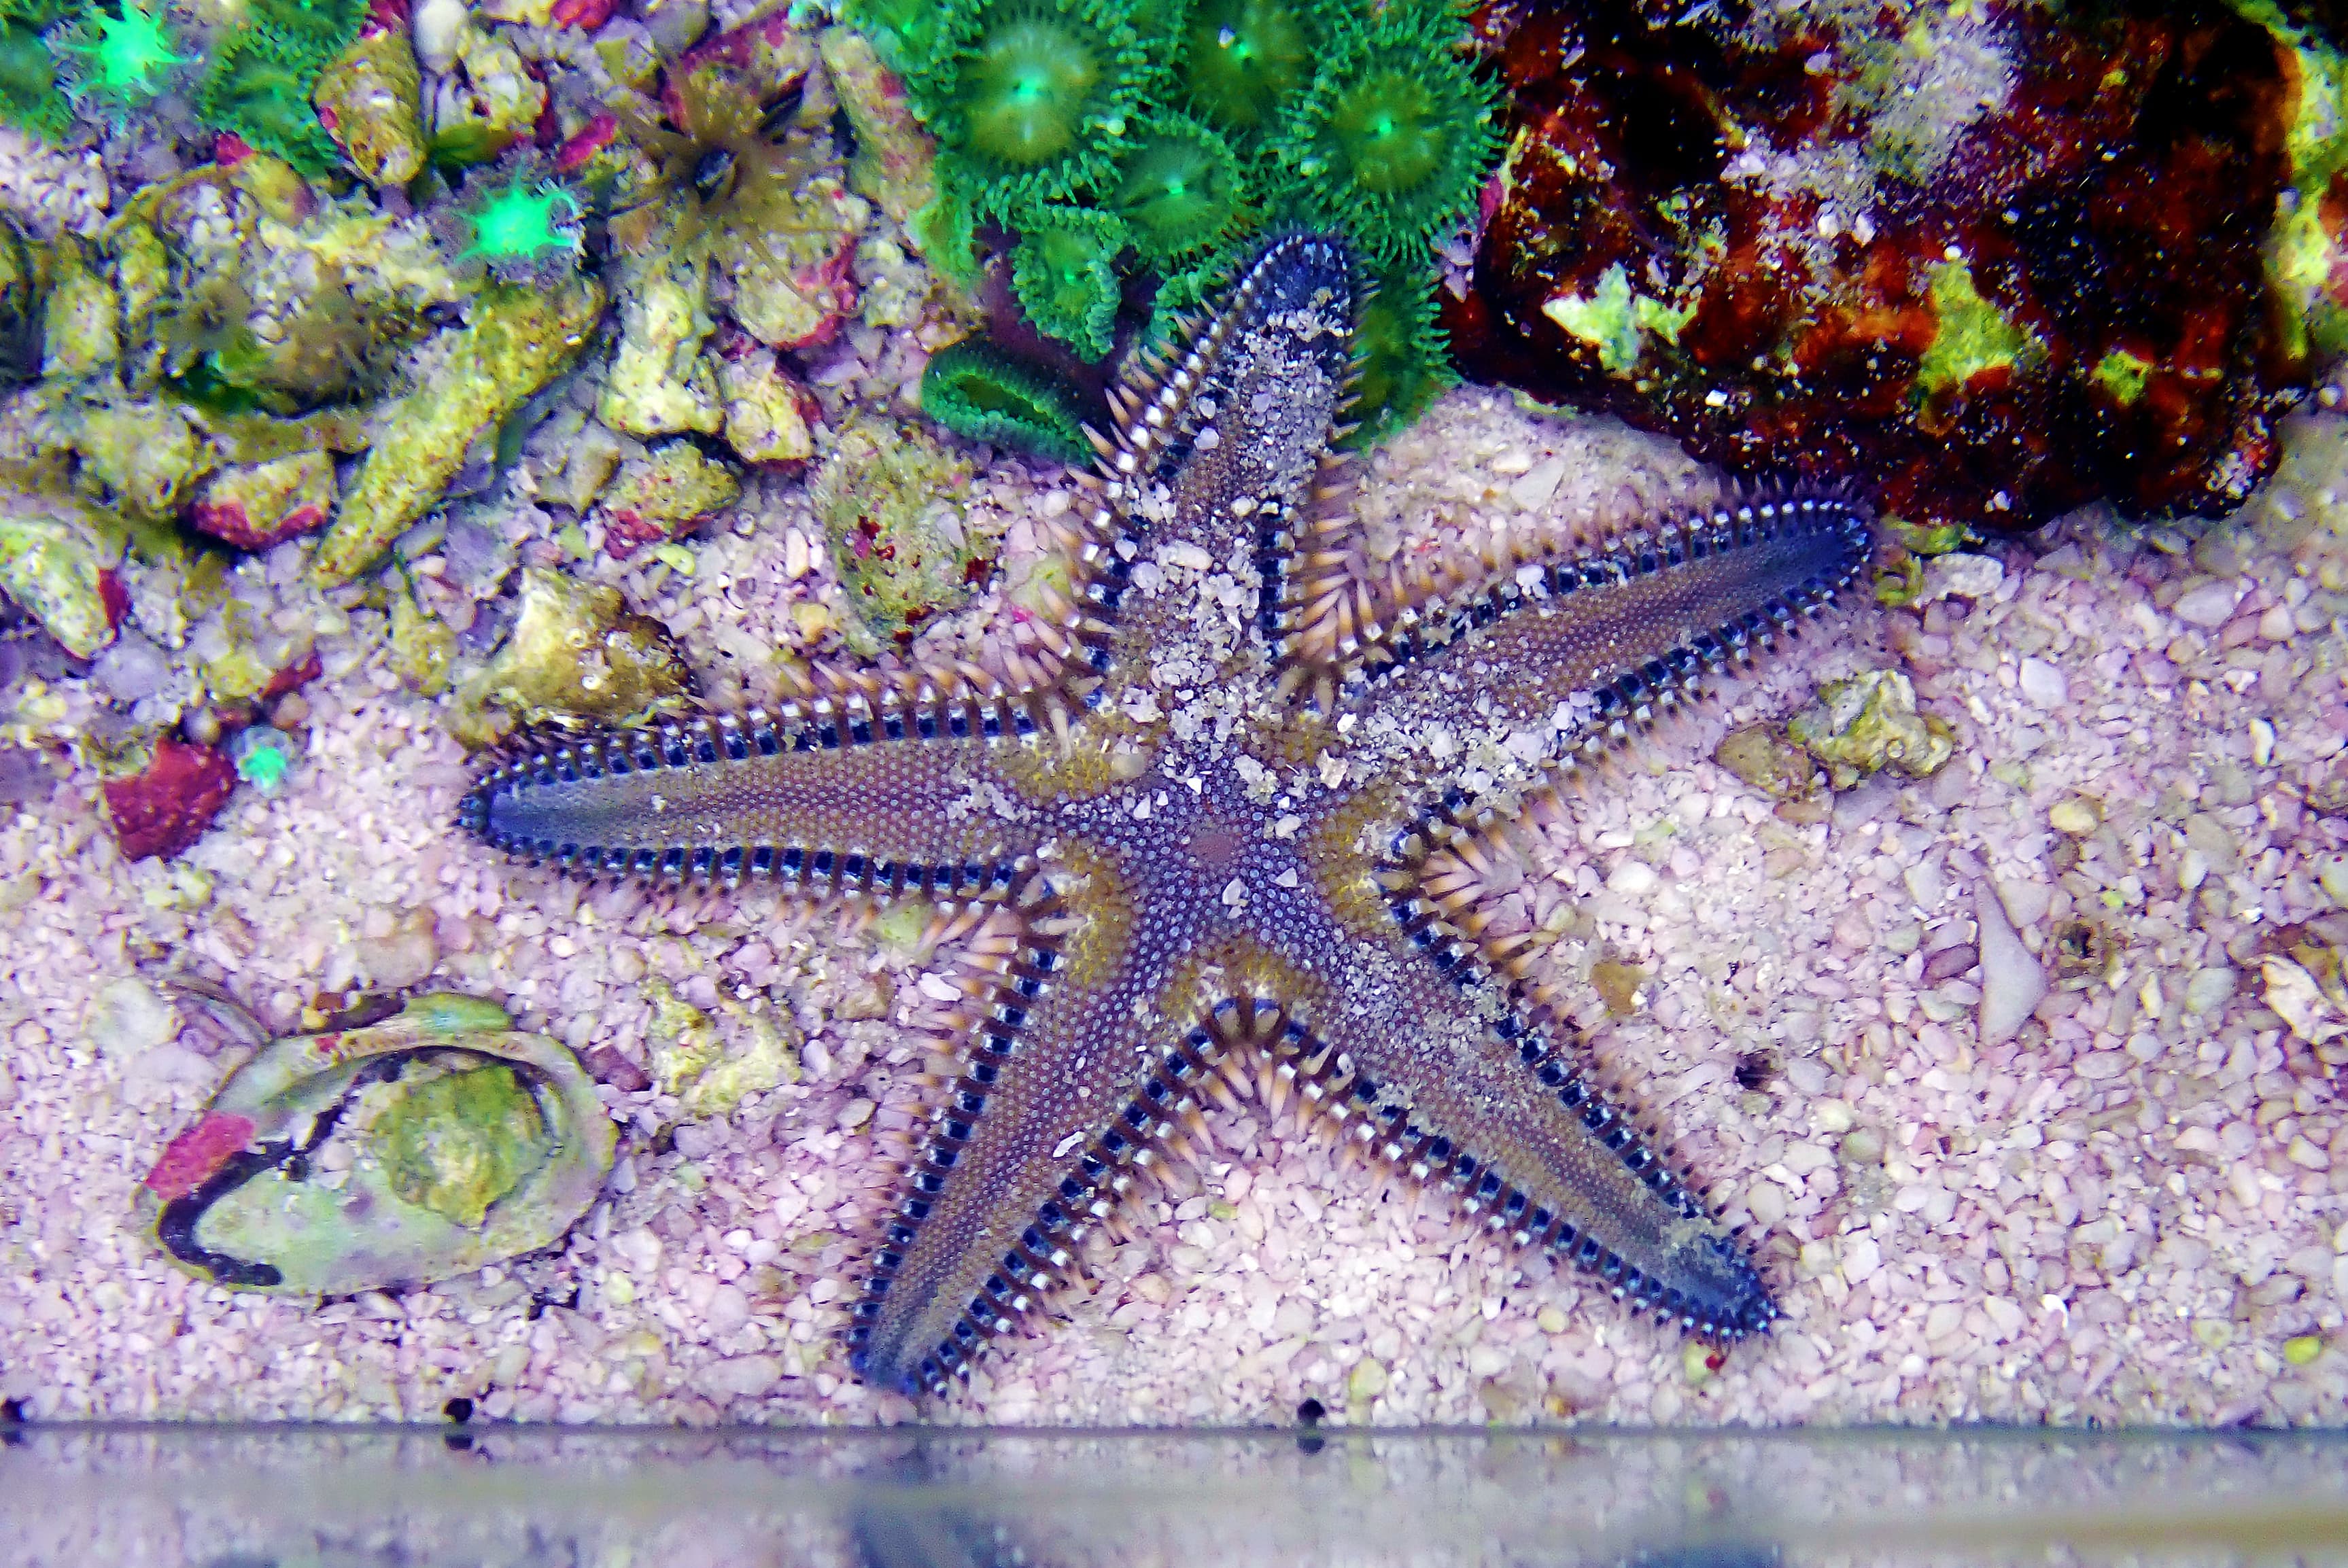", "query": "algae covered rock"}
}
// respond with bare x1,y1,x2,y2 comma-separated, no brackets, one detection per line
453,565,691,737
811,418,978,646
99,733,236,860
314,277,607,584
191,450,337,548
818,23,935,228
598,440,740,559
313,27,428,188
117,156,470,415
712,164,864,351
1714,724,1820,802
69,400,212,520
0,491,125,659
135,993,617,1295
41,235,118,381
0,213,44,387
717,342,816,466
598,256,724,438
428,19,547,165
1788,669,1956,790
390,583,460,695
